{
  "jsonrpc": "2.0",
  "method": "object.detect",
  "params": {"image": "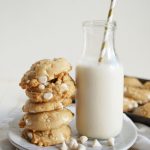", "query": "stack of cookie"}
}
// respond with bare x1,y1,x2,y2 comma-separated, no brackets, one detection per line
19,58,76,146
123,77,150,113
